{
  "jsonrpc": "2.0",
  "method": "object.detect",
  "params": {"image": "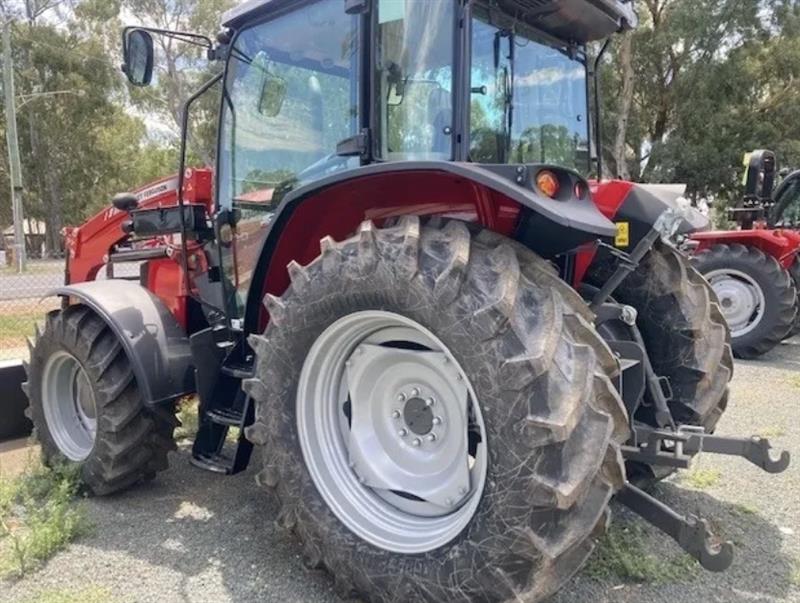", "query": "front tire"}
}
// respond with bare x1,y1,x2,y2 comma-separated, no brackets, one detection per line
692,244,797,358
244,218,629,602
24,305,177,495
